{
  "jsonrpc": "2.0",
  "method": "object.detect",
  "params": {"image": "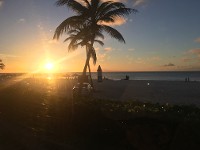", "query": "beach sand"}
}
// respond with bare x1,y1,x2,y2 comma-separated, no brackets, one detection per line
1,77,200,149
93,80,200,106
1,77,200,106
